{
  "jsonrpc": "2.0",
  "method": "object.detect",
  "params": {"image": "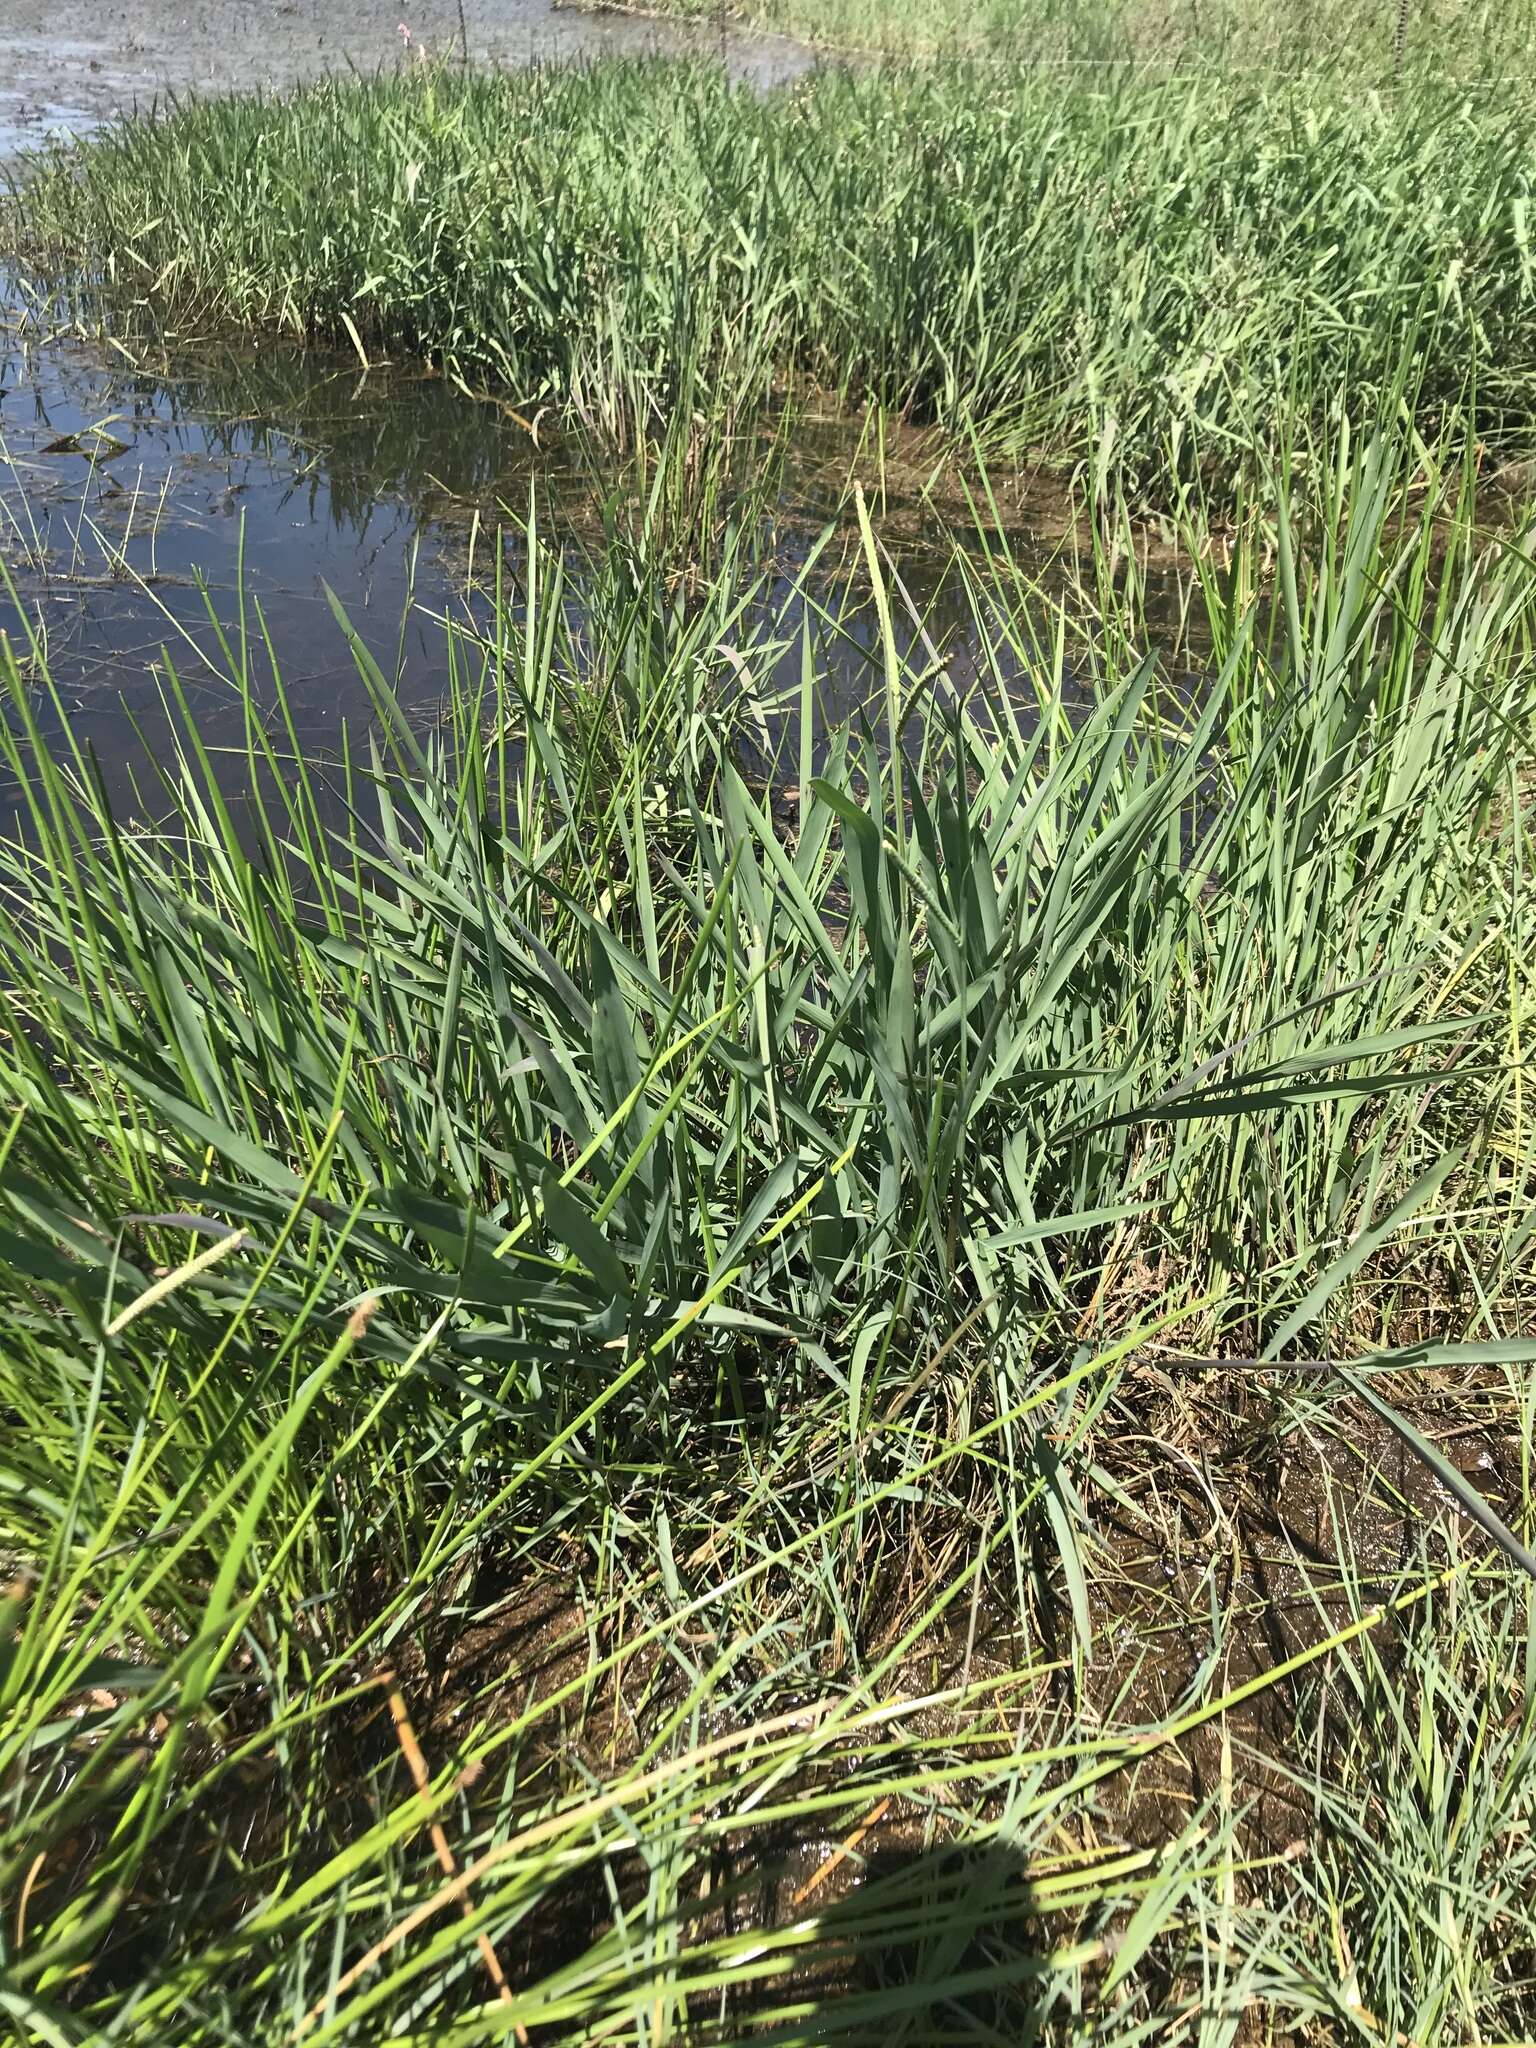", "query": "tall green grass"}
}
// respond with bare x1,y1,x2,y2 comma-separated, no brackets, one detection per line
1,428,1534,2037
9,59,1536,499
